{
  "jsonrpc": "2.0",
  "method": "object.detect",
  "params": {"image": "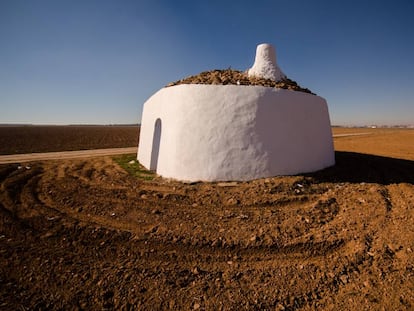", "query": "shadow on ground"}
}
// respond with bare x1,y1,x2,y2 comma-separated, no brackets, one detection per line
307,151,414,185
